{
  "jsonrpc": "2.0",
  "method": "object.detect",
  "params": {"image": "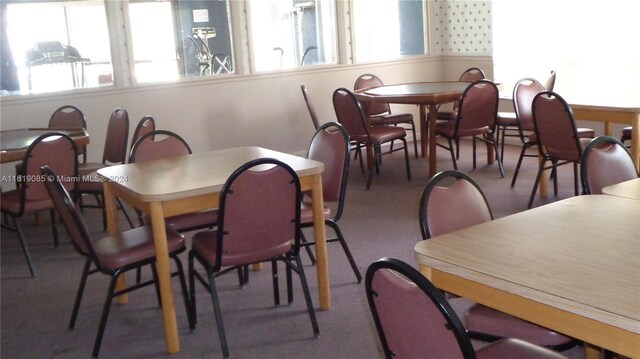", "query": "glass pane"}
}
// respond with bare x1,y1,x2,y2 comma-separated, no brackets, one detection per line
249,0,337,72
3,1,111,95
175,0,234,77
353,0,426,62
